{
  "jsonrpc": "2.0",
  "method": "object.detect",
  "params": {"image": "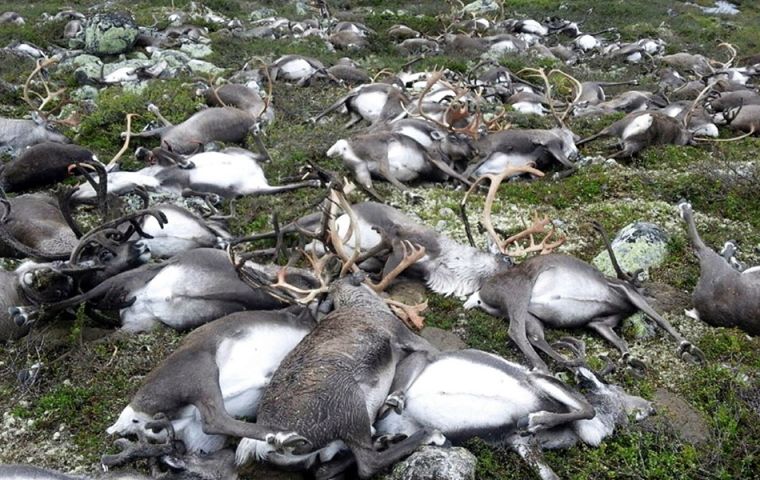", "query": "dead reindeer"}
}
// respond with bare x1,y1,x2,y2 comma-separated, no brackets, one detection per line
325,58,371,86
10,247,317,334
678,202,760,336
375,352,653,480
267,54,335,85
720,103,760,137
660,101,719,137
127,88,272,154
235,269,437,478
0,193,78,261
0,59,72,155
74,147,320,201
0,143,96,193
107,308,316,456
577,111,693,158
574,90,667,117
460,169,705,373
577,80,640,106
706,89,760,114
326,132,471,196
130,203,231,259
0,208,166,340
200,81,274,129
468,127,580,177
3,448,239,480
310,83,409,128
384,117,477,167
